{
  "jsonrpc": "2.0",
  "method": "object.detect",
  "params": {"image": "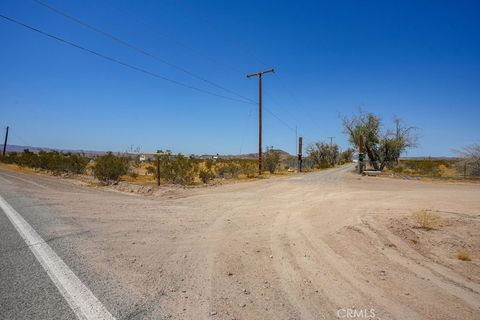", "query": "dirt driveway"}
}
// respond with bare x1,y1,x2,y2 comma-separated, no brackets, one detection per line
1,165,479,319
